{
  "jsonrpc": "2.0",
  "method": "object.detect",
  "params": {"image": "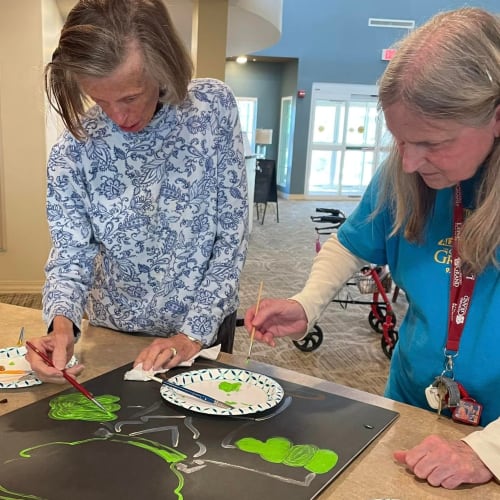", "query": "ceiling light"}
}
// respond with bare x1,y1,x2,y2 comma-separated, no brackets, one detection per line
236,55,248,64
